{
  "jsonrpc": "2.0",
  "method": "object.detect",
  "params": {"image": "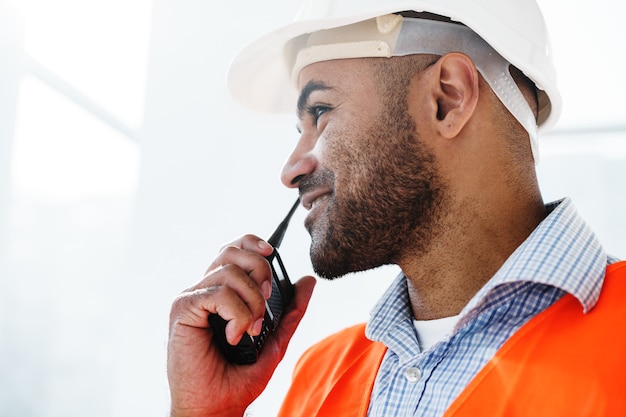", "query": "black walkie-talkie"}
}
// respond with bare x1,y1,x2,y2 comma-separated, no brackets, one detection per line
208,198,299,364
